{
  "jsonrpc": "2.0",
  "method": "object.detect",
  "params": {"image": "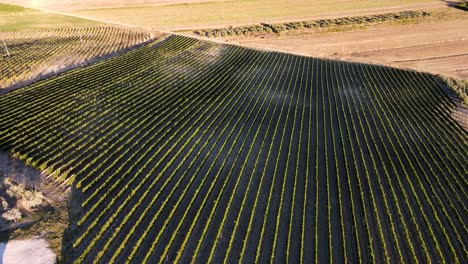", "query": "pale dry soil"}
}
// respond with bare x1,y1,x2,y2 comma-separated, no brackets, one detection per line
4,0,441,30
0,238,56,264
229,7,468,80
